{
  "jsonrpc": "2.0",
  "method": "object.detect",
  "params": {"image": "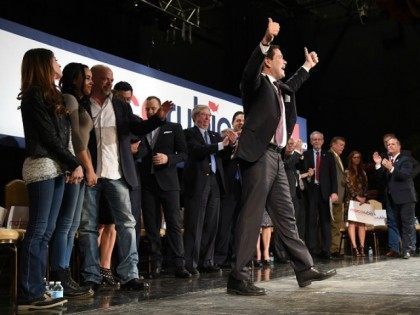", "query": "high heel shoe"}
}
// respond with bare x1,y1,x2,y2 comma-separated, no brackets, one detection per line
359,246,365,257
352,247,360,257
